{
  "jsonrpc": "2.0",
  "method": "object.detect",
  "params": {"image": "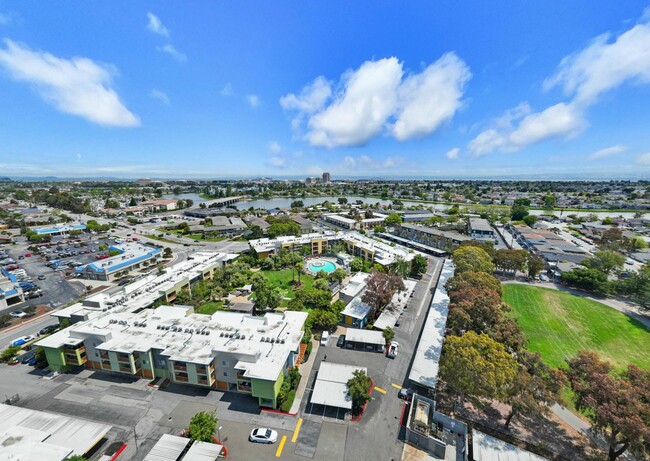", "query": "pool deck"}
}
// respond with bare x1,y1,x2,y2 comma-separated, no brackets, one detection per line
304,257,338,275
